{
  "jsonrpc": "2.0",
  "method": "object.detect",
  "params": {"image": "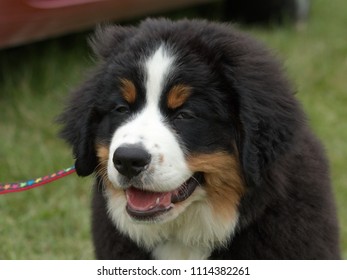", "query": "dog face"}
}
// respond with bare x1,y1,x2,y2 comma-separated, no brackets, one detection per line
94,41,242,224
59,19,300,249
